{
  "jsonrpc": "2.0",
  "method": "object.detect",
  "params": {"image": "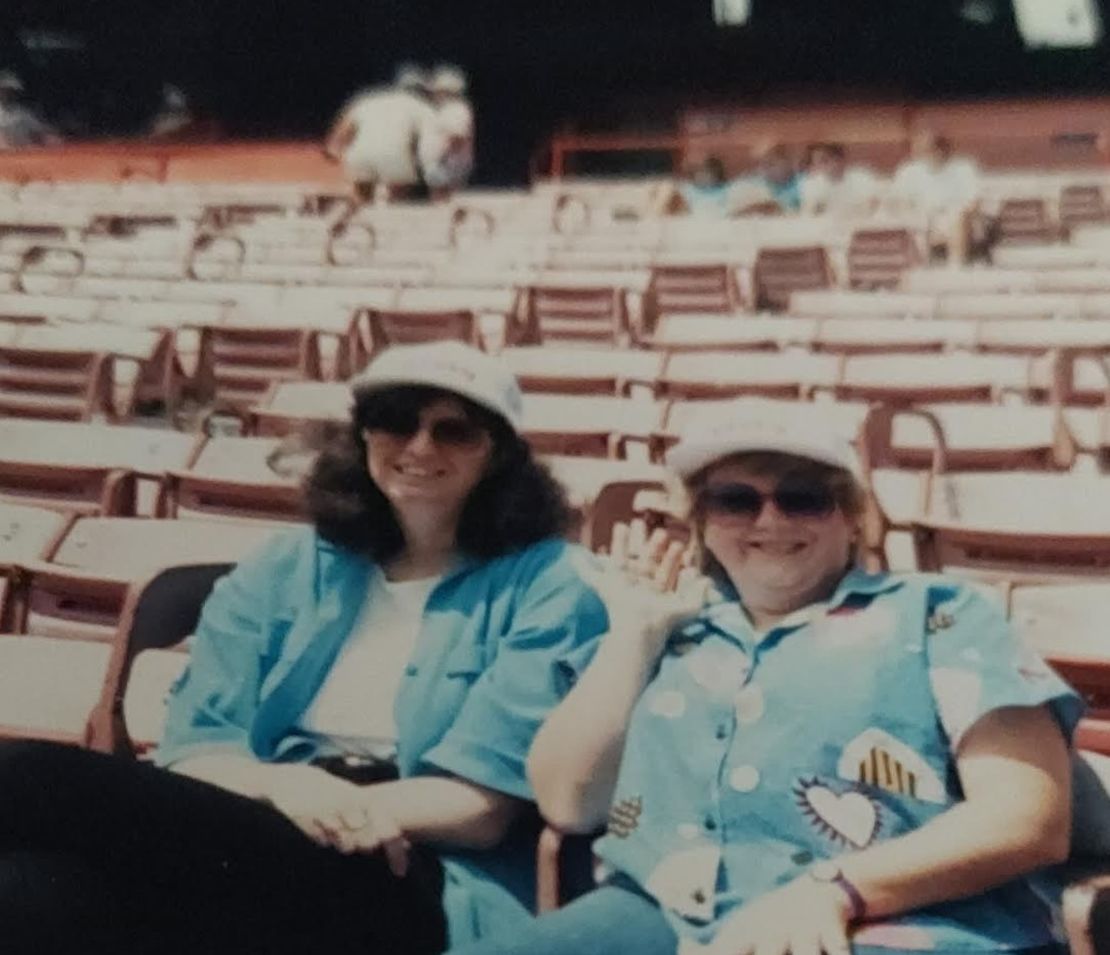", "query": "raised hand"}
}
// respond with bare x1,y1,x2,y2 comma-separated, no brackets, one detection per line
577,518,710,659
